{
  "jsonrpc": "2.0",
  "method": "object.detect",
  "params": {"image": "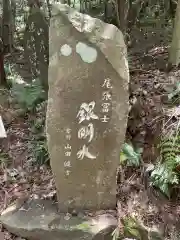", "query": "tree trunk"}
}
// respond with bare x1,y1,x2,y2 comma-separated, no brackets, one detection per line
114,0,129,33
27,0,41,8
169,0,180,66
0,38,6,86
2,0,13,53
11,0,16,48
127,0,148,31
